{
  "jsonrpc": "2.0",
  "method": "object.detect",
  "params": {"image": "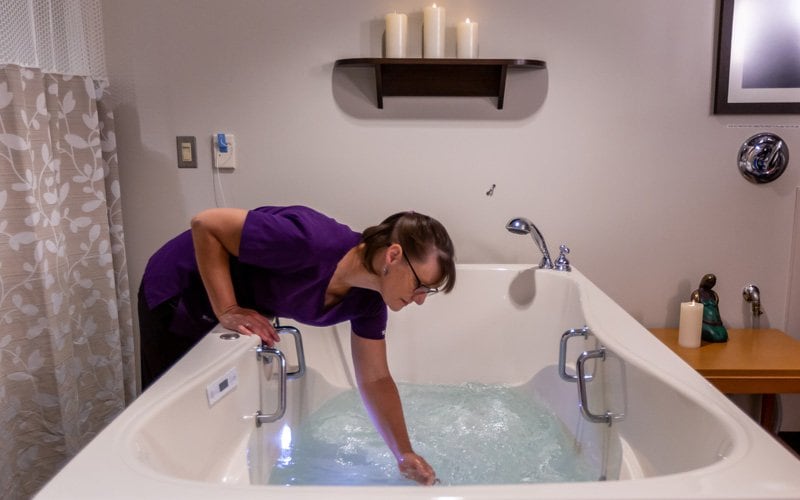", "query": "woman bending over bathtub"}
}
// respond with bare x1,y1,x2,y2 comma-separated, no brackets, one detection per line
138,206,456,485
